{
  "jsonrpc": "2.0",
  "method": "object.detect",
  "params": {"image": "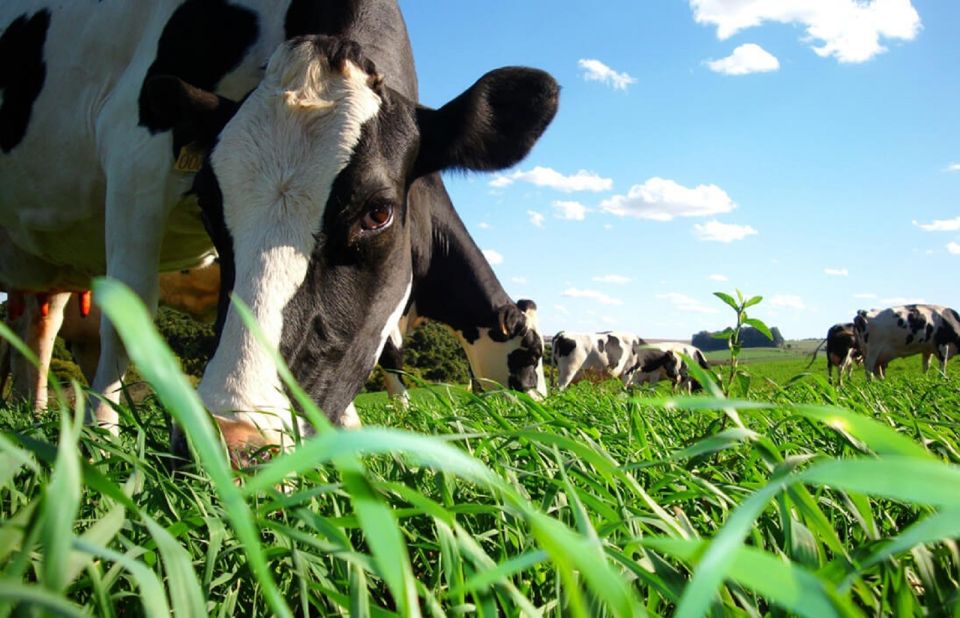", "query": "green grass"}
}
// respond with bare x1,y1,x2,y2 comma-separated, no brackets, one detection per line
2,283,960,616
